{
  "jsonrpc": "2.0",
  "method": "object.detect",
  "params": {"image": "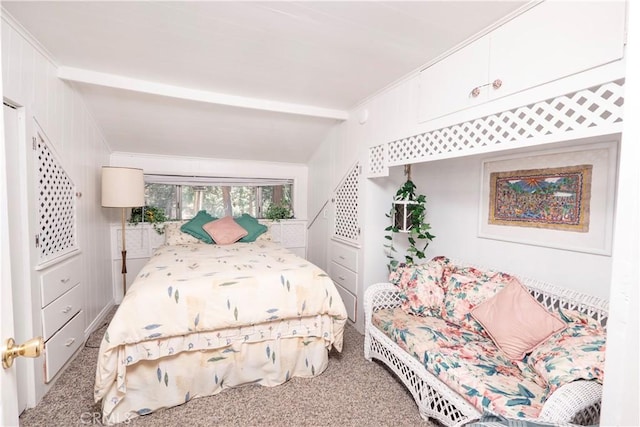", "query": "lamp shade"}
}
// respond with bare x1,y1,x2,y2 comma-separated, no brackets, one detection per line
101,166,145,208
